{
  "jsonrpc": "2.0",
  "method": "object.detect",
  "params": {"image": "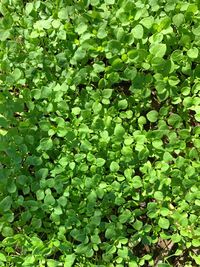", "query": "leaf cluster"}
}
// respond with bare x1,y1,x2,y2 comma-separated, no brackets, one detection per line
0,0,200,266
